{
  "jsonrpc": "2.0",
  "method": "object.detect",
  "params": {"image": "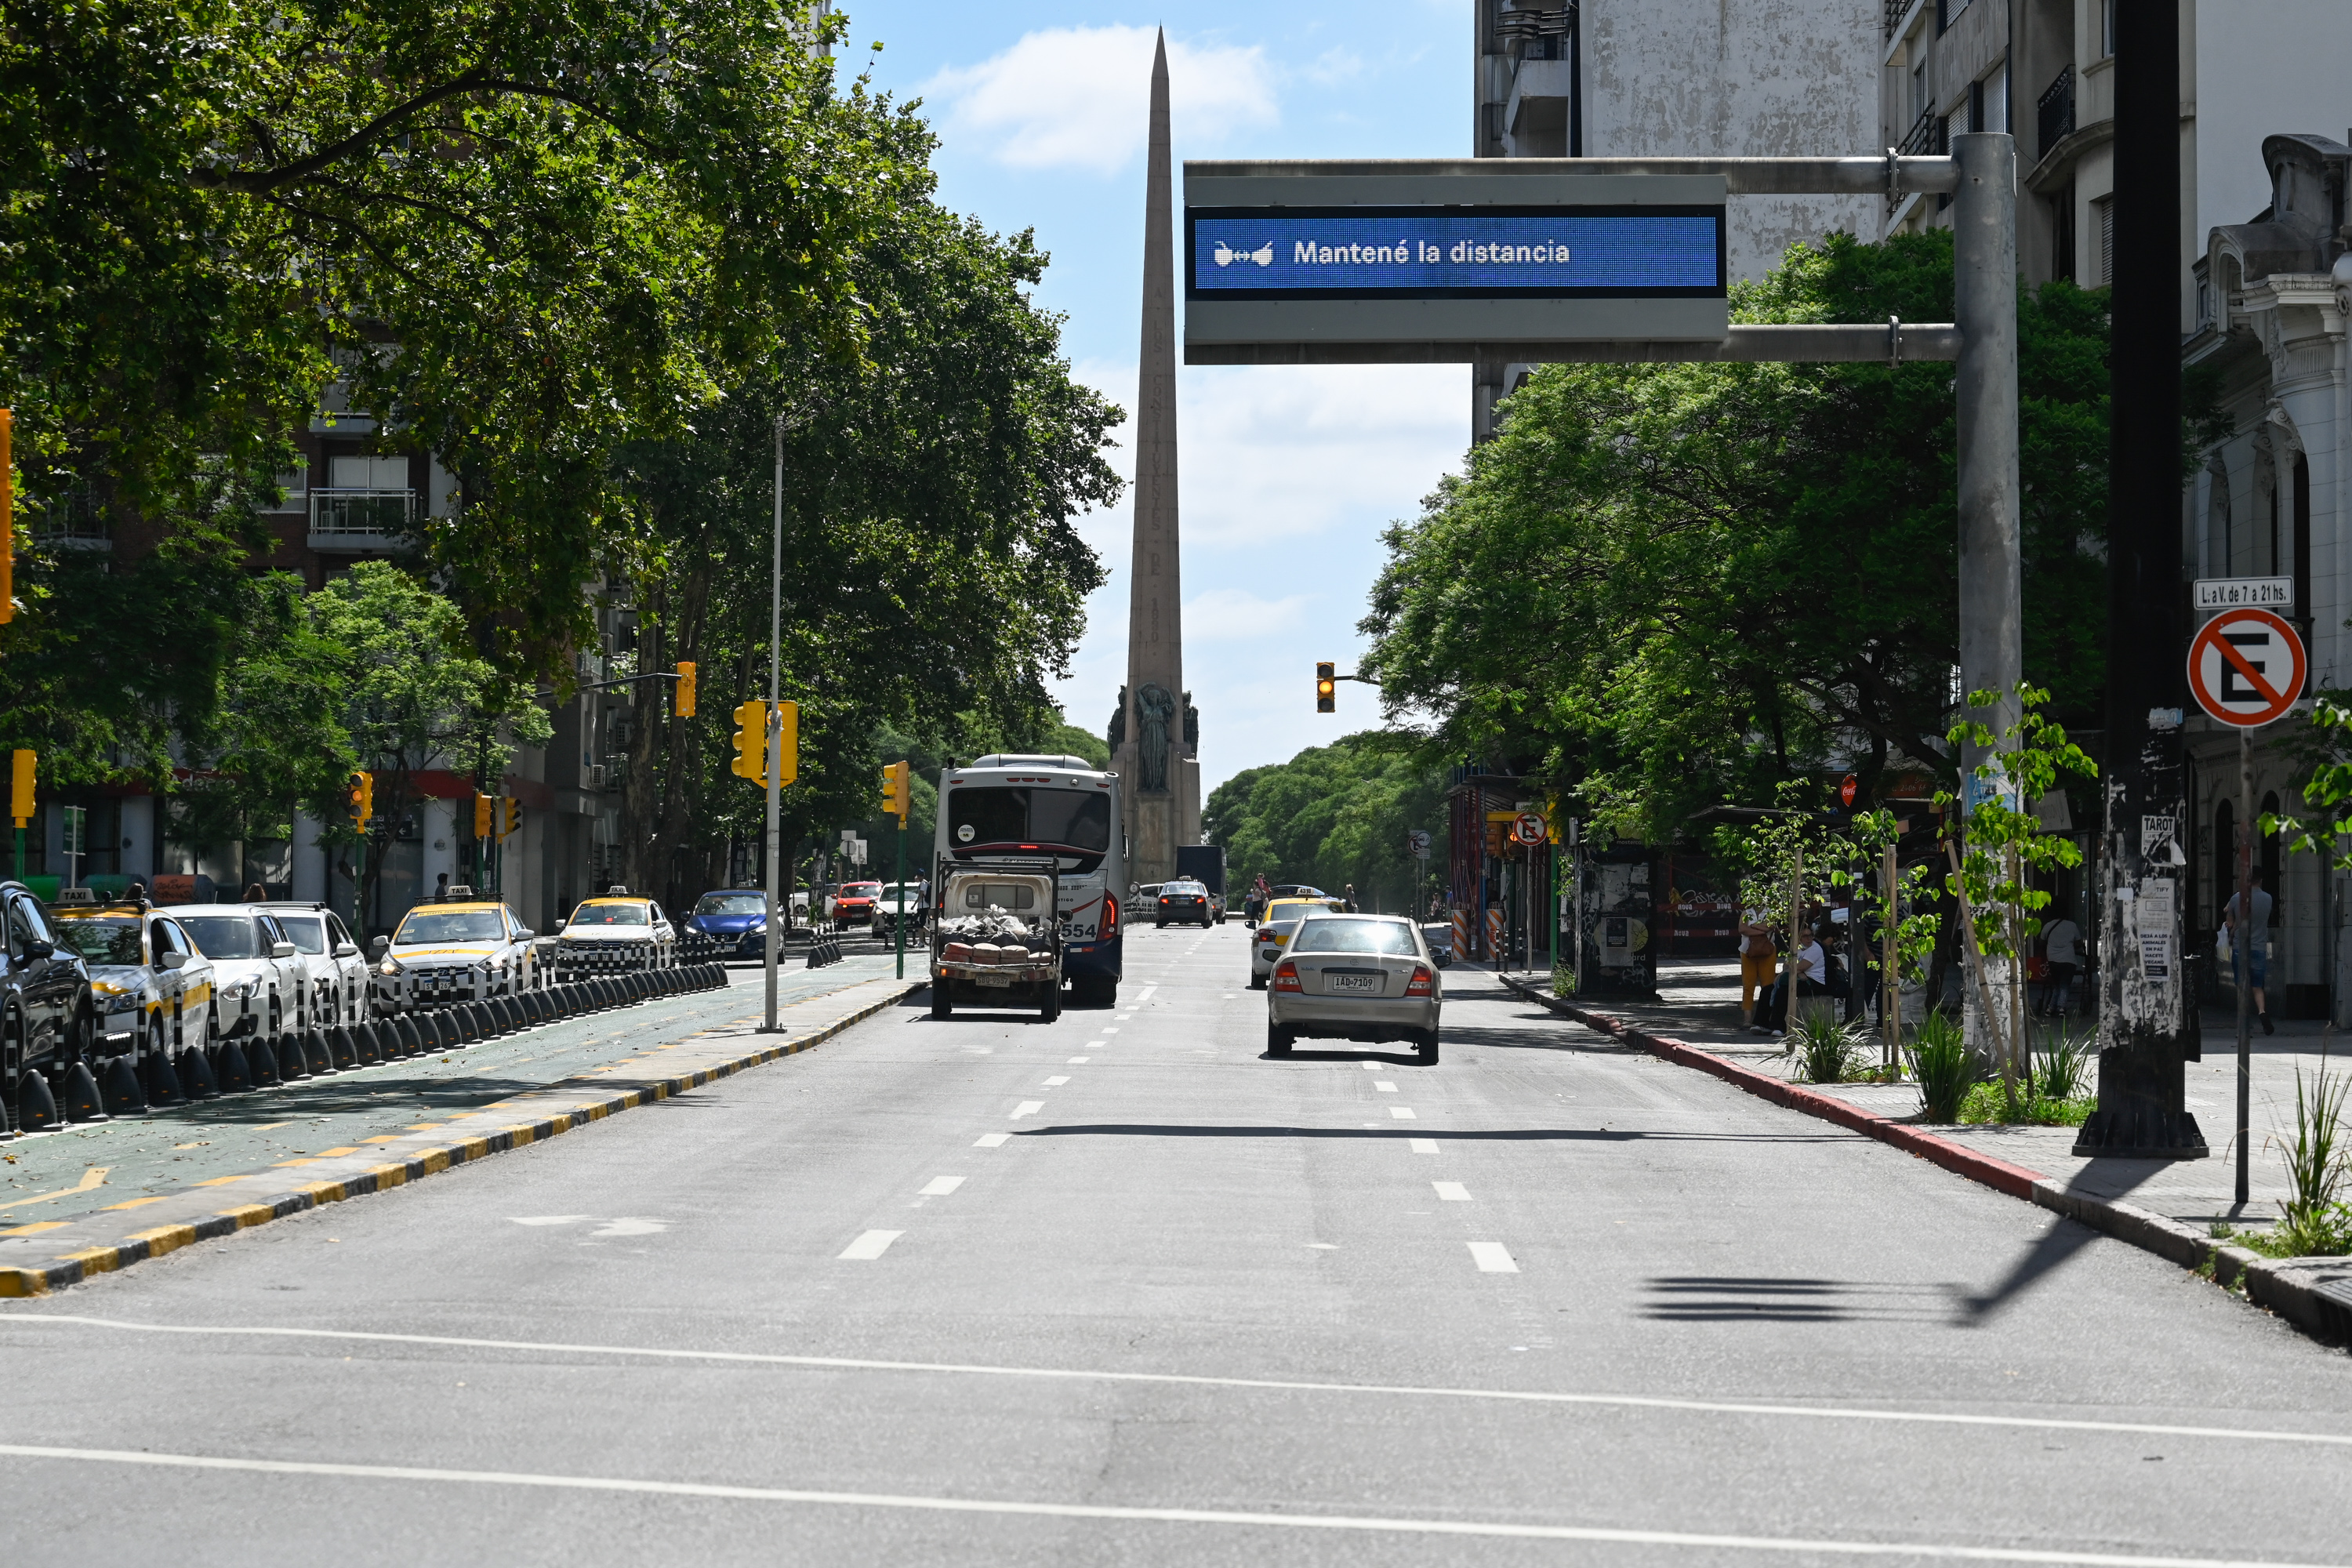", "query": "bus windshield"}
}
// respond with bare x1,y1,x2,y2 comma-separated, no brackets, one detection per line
946,786,1111,853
